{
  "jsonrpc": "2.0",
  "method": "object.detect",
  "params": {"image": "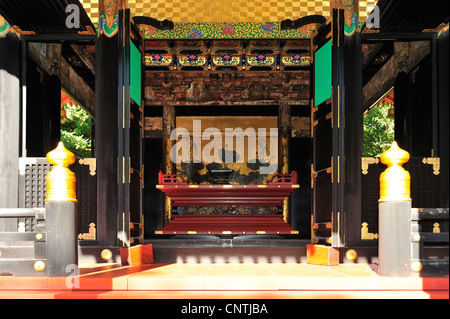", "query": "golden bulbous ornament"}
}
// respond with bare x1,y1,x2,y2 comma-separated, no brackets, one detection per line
379,142,411,202
45,142,77,202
